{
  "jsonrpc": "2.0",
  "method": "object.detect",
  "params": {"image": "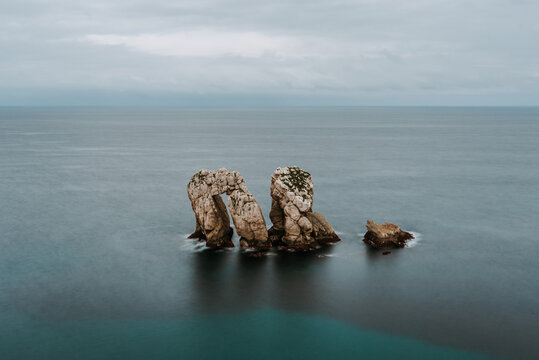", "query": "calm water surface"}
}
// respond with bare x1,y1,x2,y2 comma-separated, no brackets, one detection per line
0,107,538,359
